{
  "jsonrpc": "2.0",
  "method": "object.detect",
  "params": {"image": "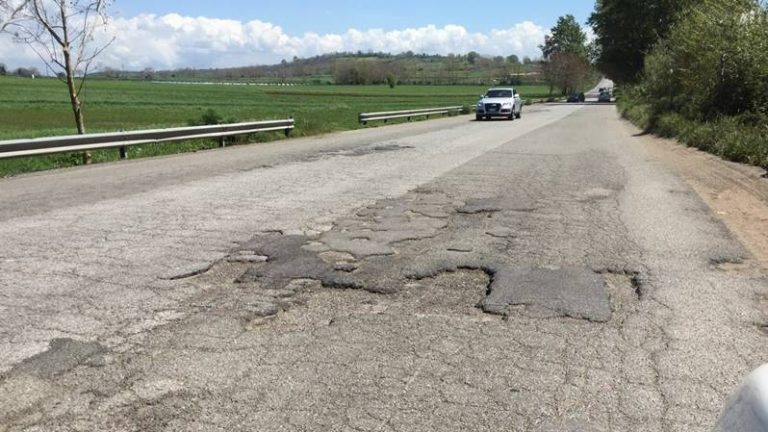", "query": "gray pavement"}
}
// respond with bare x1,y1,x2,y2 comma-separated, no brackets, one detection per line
1,105,766,431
